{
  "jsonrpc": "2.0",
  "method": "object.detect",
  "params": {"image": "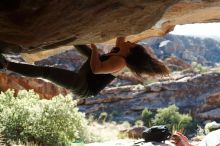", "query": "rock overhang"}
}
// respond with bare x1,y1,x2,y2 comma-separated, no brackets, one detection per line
0,0,220,54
